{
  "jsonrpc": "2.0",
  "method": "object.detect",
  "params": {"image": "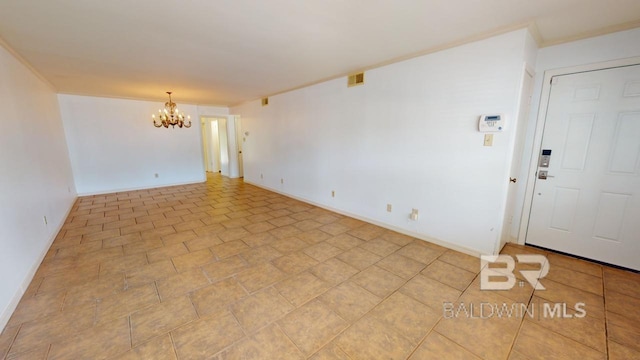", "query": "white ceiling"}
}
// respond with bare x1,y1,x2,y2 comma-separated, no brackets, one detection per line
0,0,639,106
